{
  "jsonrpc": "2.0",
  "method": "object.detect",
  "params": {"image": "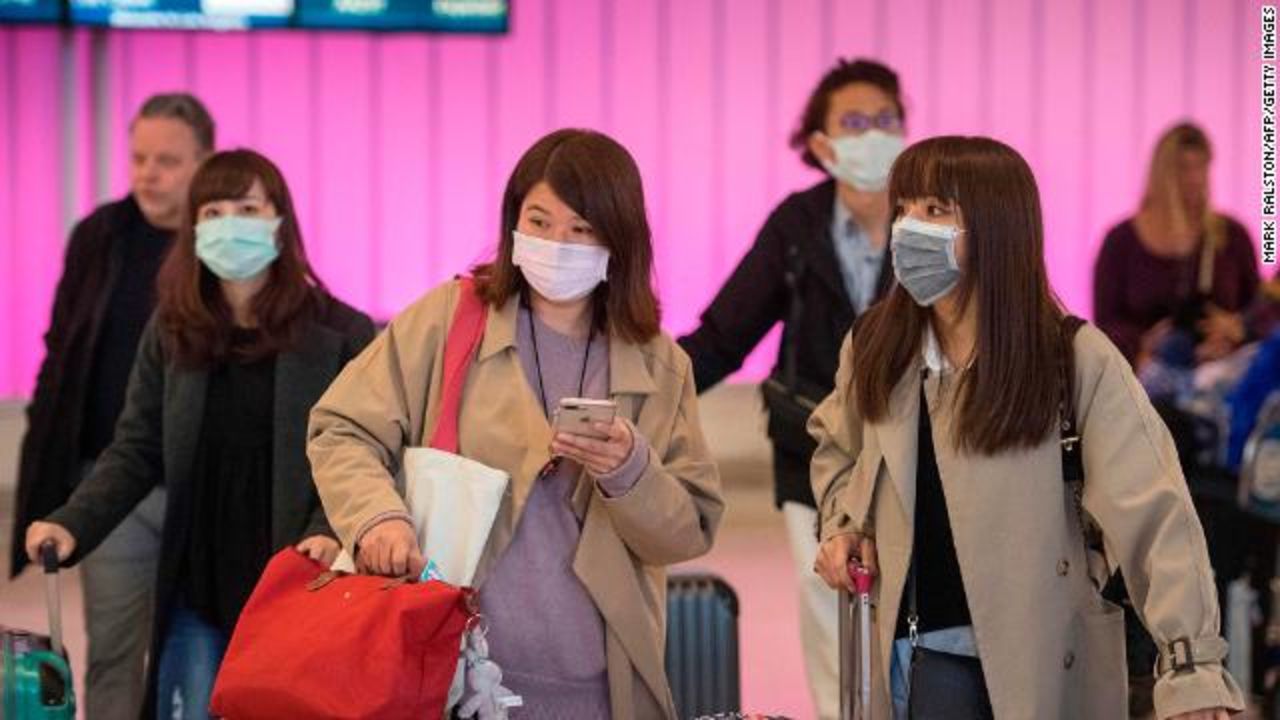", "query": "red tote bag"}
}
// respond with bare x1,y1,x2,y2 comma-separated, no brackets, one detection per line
210,278,487,718
209,548,473,719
